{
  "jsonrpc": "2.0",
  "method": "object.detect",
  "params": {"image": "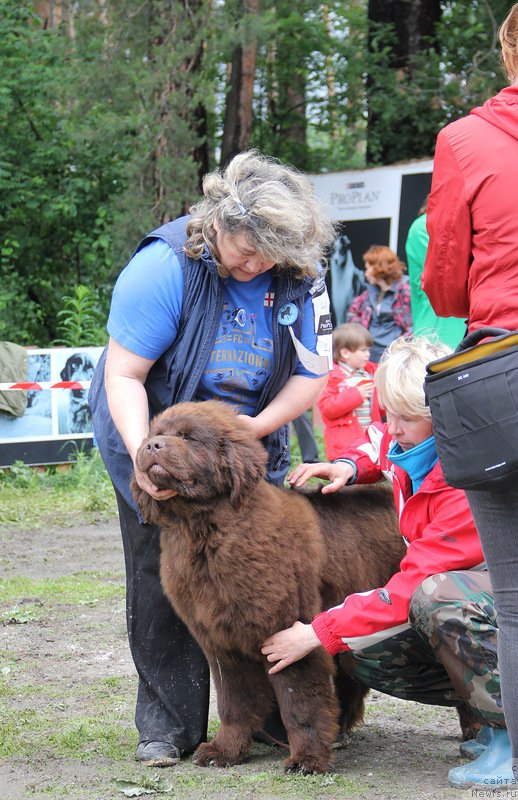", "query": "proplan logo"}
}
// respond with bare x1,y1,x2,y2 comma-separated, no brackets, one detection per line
330,180,381,208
